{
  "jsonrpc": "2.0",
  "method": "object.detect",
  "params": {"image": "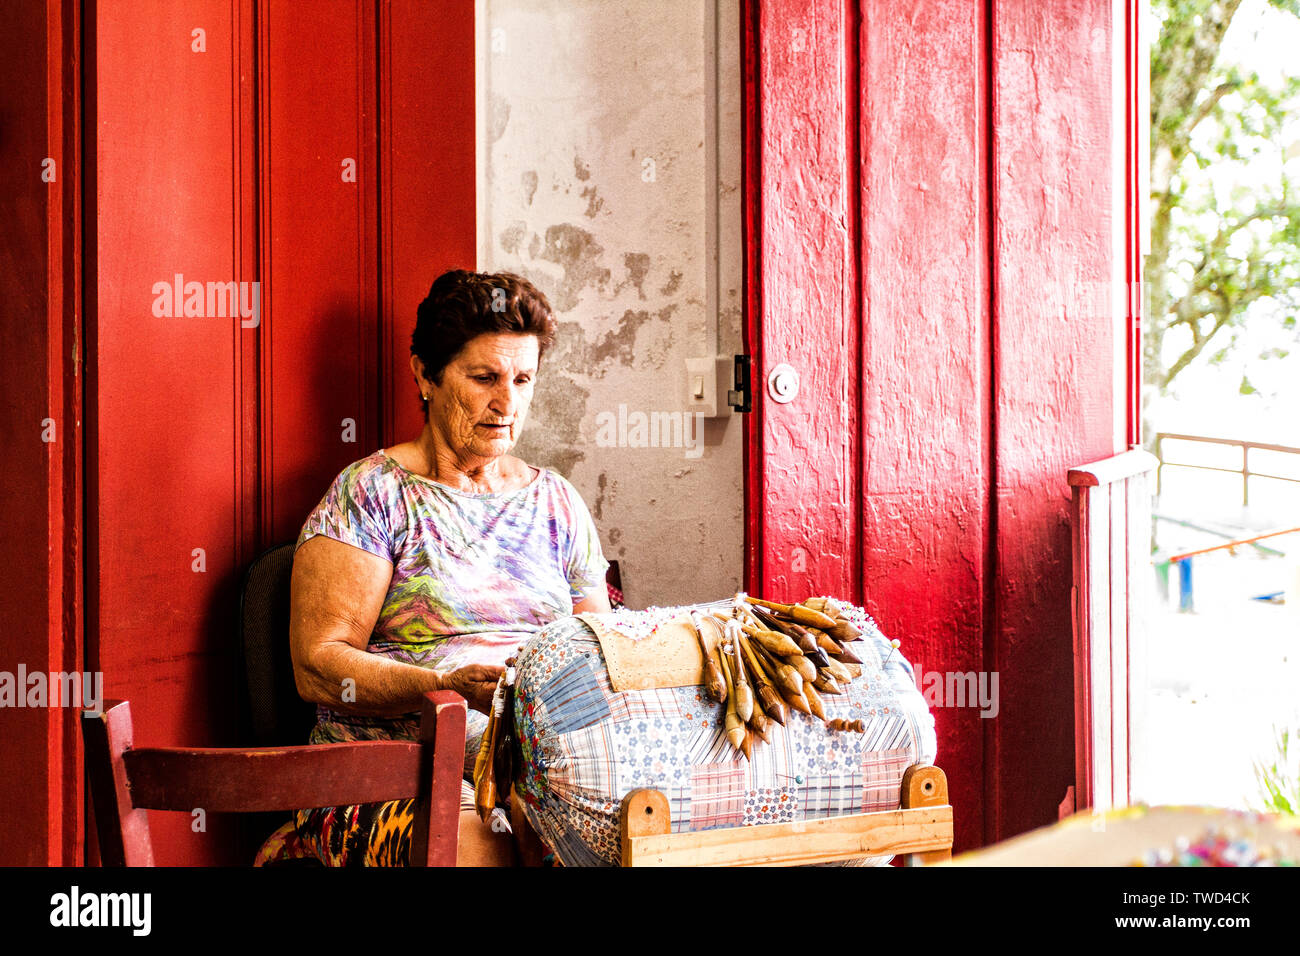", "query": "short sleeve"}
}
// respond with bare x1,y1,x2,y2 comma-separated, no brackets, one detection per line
296,457,394,562
556,476,610,601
